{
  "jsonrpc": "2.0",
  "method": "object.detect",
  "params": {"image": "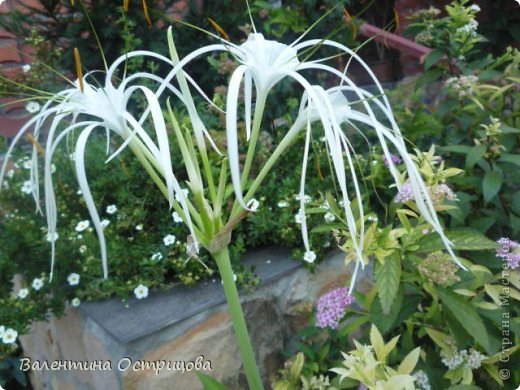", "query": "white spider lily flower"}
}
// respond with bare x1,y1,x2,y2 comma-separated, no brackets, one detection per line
0,56,199,280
